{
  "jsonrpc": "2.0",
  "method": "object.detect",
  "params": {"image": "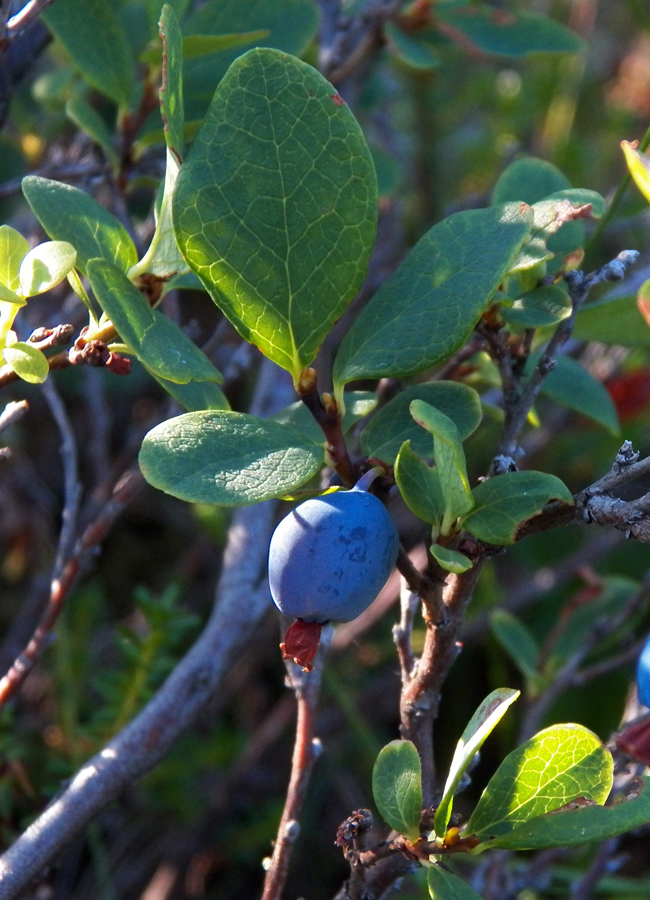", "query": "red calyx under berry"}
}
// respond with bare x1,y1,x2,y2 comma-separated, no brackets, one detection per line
280,619,325,672
616,717,650,765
